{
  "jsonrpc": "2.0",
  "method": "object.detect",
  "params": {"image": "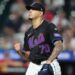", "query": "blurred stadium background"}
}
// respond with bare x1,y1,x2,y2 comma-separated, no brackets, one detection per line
0,0,75,75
